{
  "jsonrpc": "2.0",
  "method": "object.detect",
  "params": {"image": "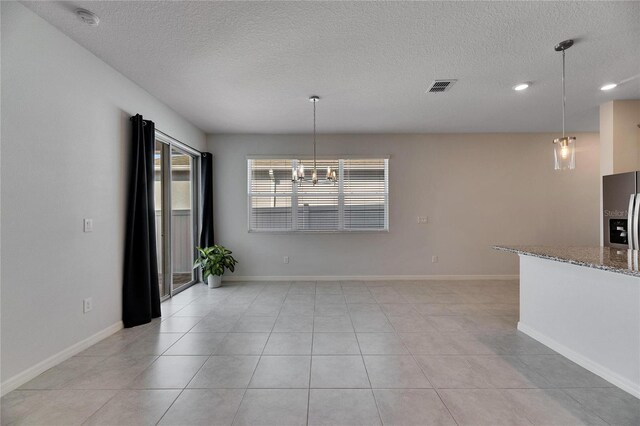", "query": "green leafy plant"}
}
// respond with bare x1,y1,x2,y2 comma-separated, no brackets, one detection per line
193,245,238,279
